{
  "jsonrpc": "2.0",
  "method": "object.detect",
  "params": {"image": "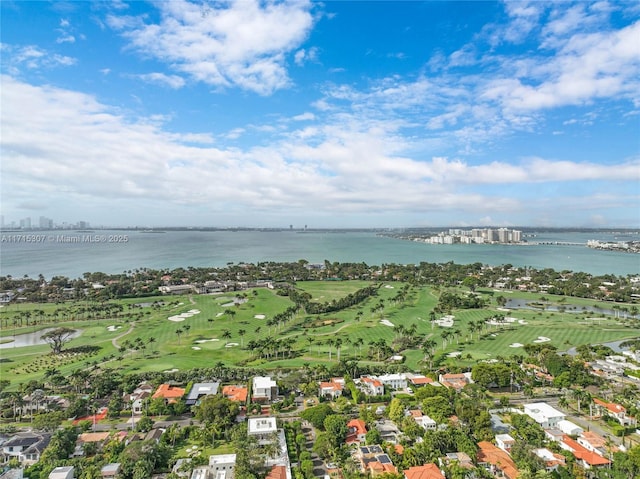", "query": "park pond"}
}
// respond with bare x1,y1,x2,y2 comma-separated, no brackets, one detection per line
0,328,82,349
504,298,636,317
